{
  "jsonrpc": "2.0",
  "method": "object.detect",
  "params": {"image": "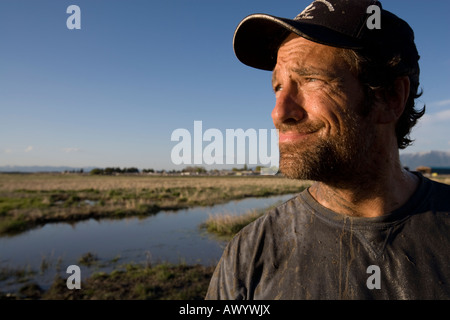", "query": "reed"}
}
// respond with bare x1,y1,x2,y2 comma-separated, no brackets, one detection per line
0,174,310,235
203,209,264,237
202,200,285,238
